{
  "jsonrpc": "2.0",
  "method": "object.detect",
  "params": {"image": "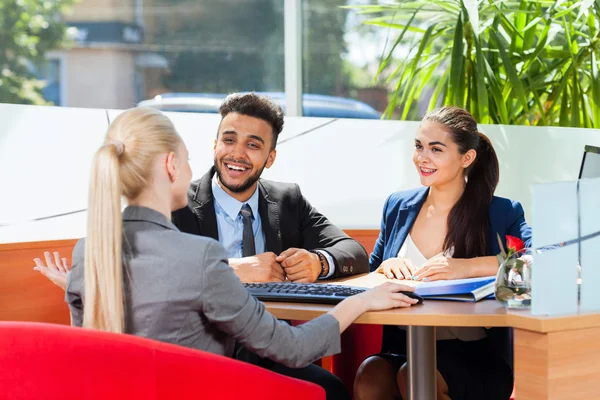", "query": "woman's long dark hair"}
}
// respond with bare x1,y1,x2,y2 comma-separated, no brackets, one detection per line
423,106,499,258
